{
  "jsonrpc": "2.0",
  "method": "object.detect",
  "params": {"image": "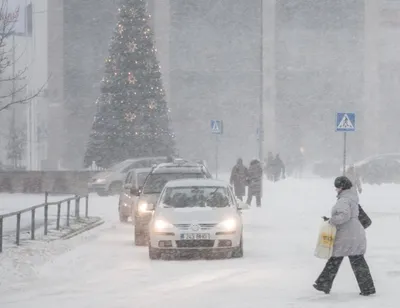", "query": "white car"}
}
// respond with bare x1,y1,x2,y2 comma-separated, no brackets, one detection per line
147,179,248,260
